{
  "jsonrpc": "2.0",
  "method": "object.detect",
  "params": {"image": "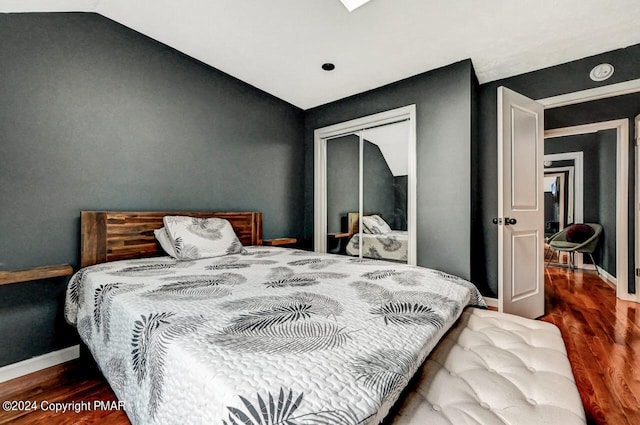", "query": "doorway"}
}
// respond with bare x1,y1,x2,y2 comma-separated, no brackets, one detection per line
543,123,625,288
543,152,583,267
498,84,640,318
537,81,640,303
543,120,629,296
